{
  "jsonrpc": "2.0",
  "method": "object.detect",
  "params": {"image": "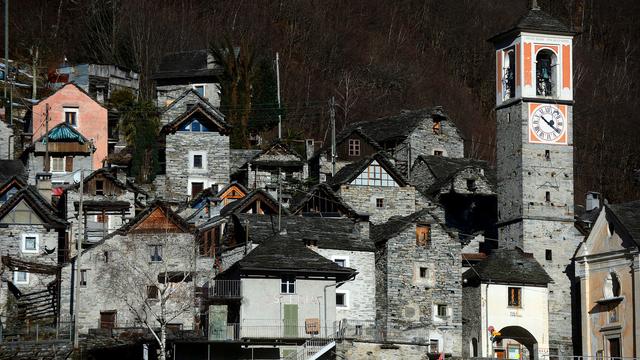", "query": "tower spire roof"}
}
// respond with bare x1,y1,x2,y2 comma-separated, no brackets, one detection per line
489,5,574,43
